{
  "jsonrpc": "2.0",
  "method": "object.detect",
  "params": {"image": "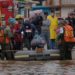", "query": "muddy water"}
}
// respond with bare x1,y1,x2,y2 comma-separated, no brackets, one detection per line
0,60,75,75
